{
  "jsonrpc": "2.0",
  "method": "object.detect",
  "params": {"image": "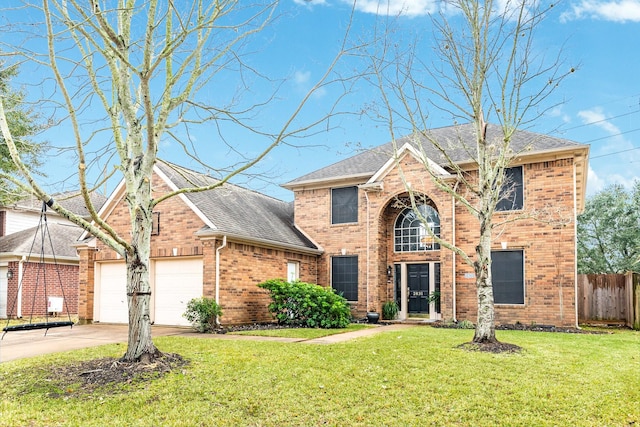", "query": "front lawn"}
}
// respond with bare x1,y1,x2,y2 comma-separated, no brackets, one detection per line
1,327,638,426
228,323,372,339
